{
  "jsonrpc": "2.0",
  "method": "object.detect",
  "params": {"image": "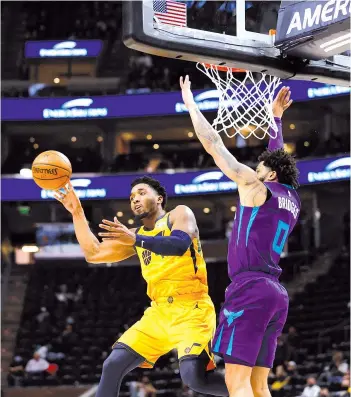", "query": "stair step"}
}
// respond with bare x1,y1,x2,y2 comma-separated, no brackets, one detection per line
1,335,16,343
1,349,13,360
1,324,19,333
1,340,14,350
1,312,21,322
3,303,23,312
6,294,26,304
1,327,18,340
